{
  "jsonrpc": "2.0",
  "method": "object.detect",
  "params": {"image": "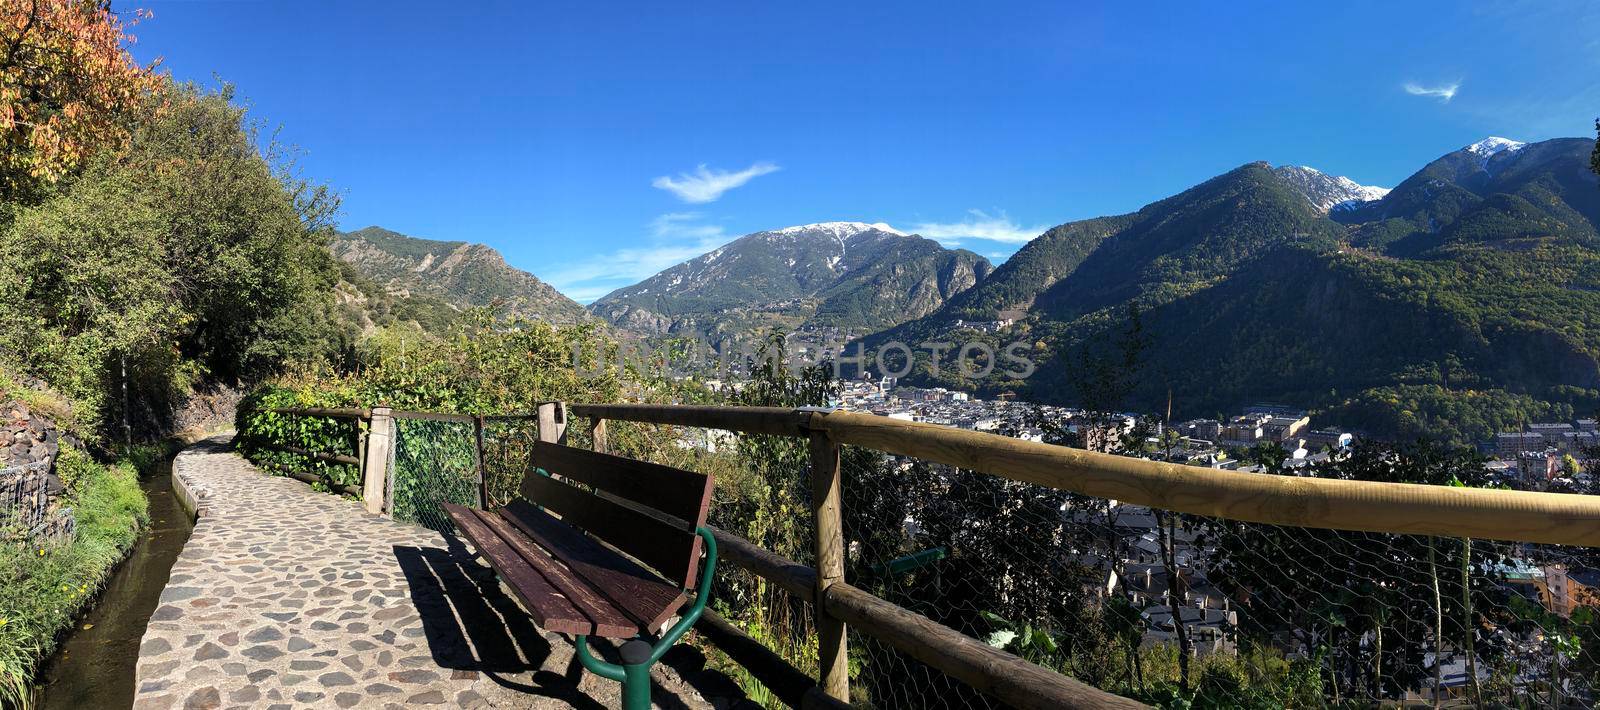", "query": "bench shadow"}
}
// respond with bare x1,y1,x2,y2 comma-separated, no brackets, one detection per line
393,538,607,709
656,642,751,710
552,634,707,710
551,632,746,710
